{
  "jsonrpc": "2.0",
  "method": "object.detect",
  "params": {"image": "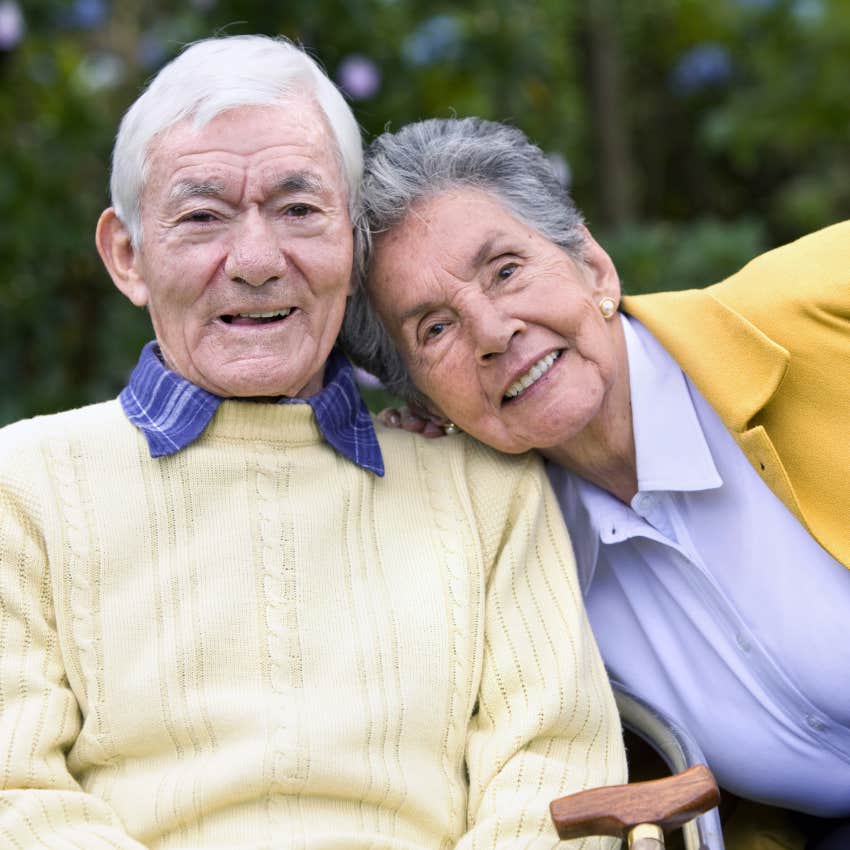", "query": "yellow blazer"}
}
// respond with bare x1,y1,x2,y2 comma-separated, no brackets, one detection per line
622,220,850,569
